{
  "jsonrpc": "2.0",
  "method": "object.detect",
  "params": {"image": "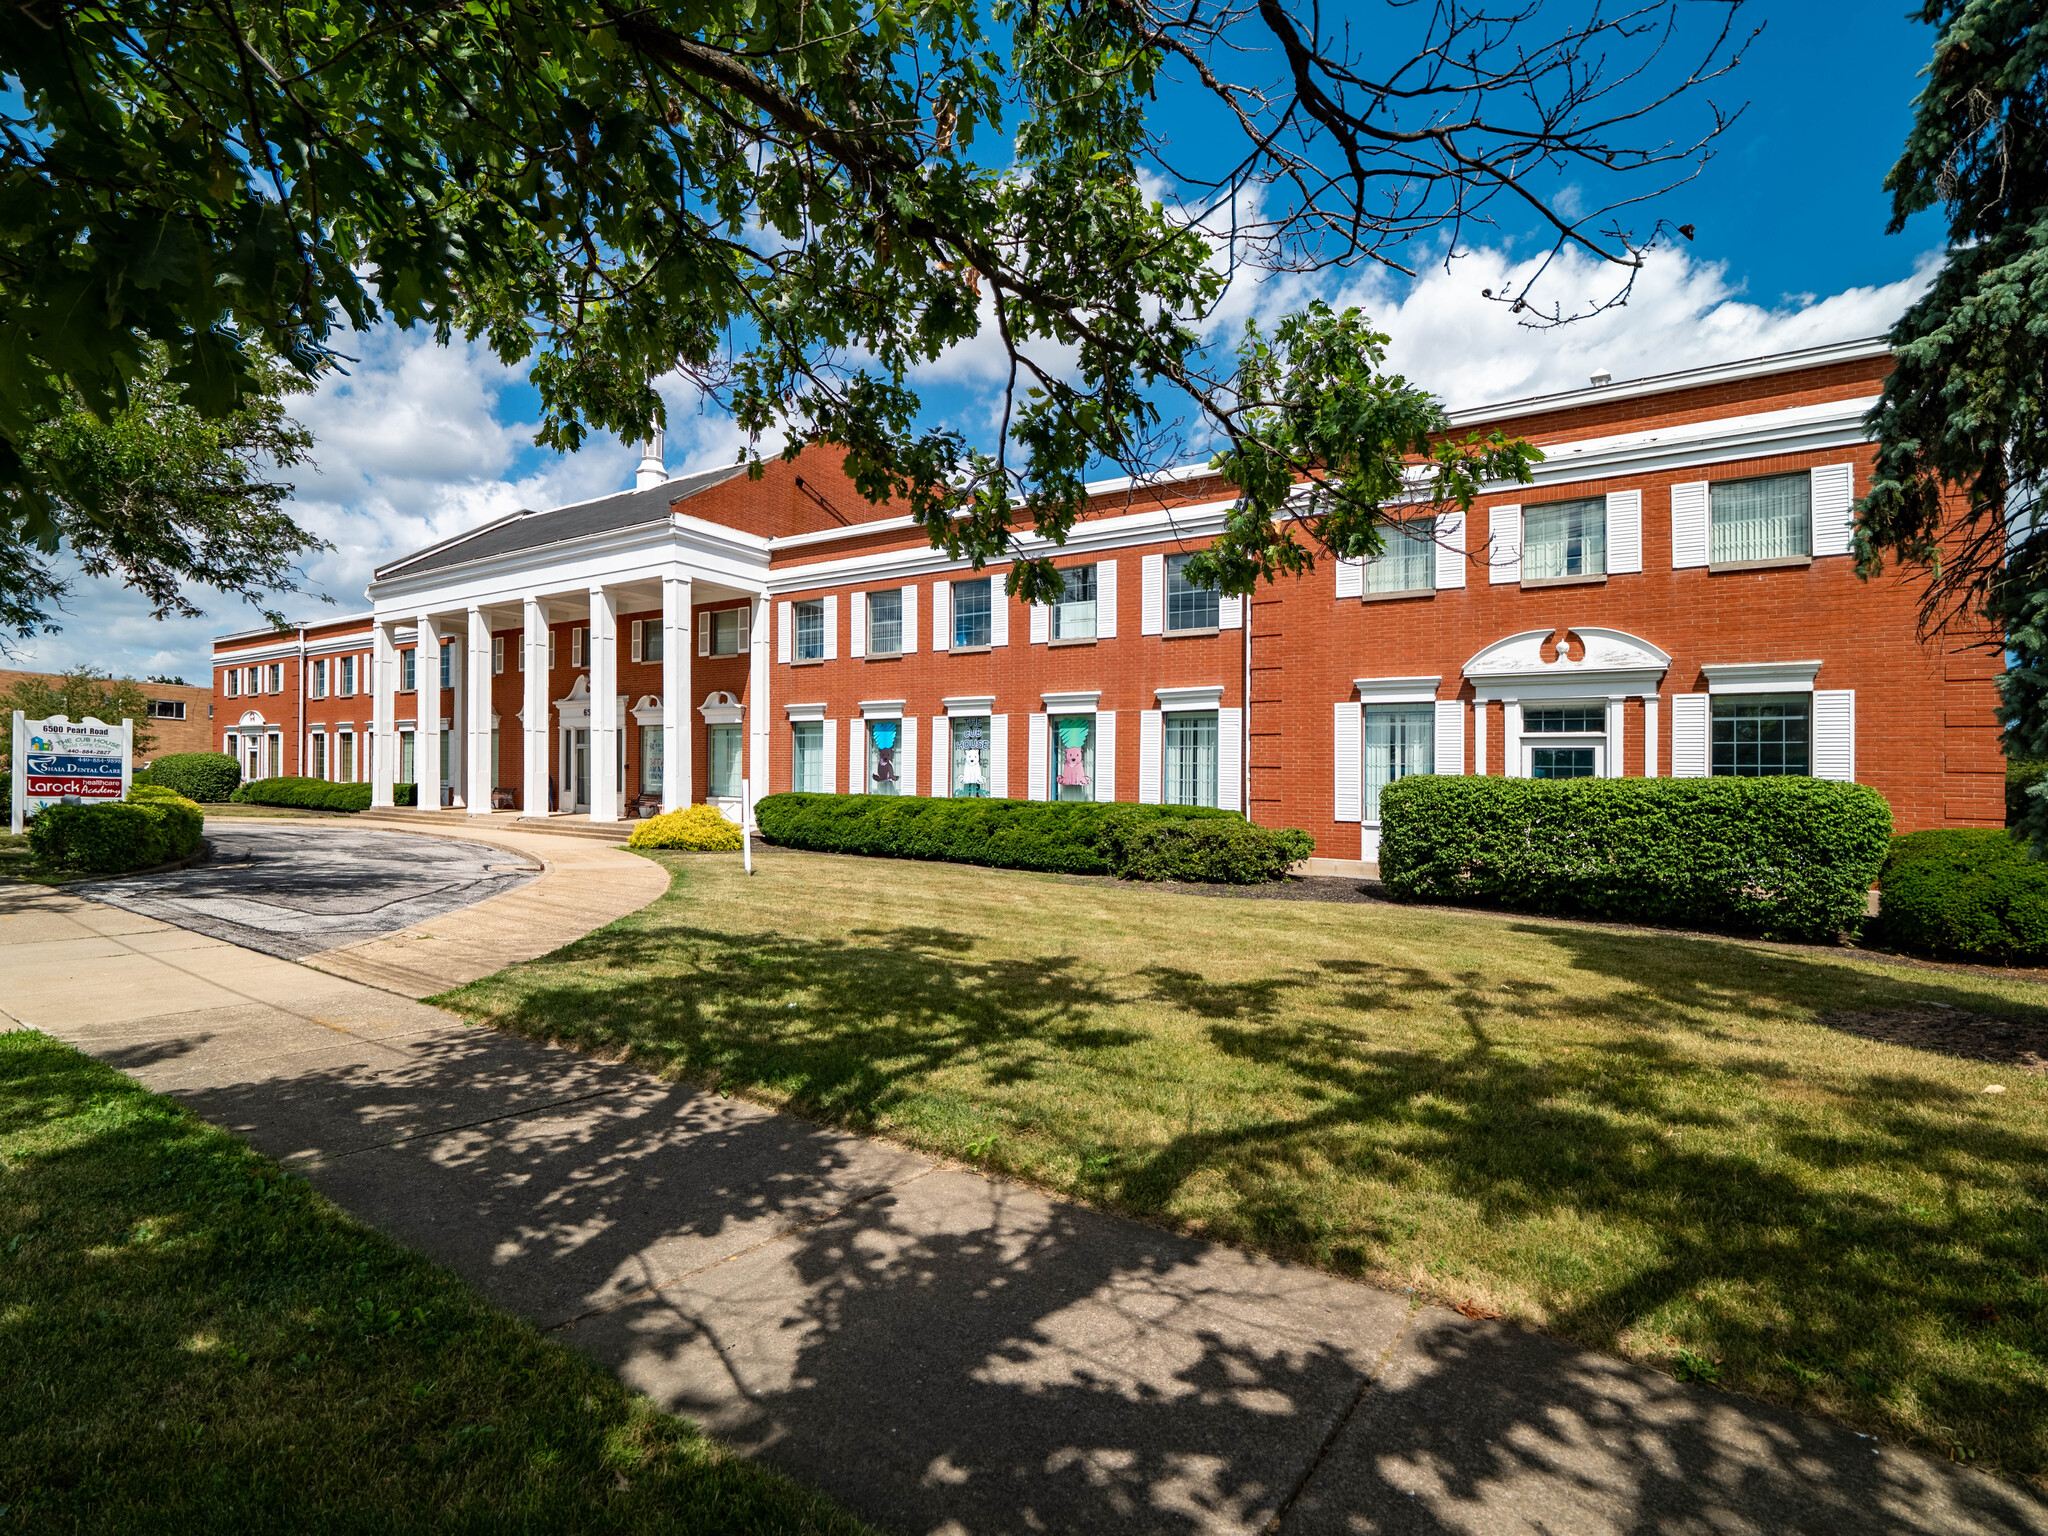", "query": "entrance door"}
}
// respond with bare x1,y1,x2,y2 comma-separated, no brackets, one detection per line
572,728,589,811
